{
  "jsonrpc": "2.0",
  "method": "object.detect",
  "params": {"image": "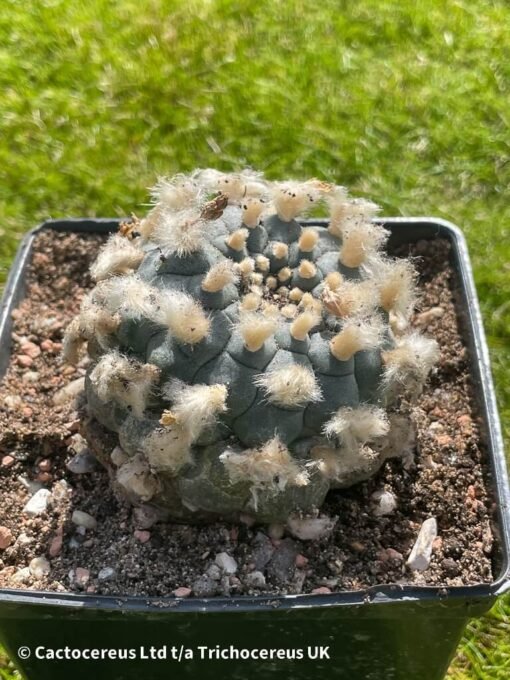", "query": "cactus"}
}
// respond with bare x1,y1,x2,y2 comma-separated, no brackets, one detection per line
64,170,439,524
